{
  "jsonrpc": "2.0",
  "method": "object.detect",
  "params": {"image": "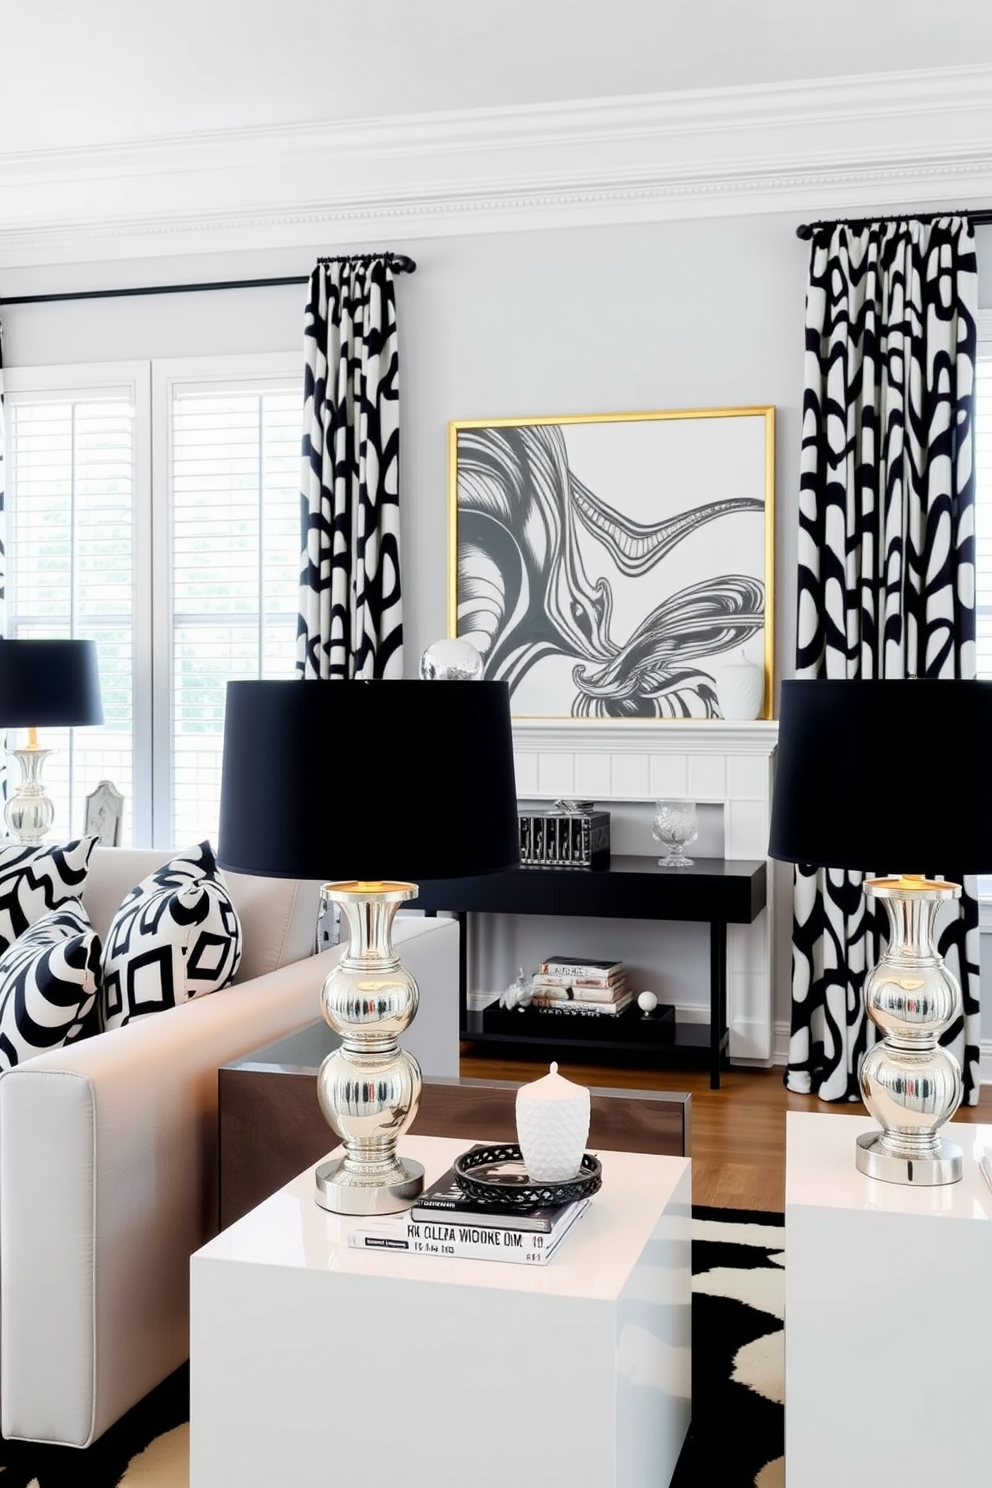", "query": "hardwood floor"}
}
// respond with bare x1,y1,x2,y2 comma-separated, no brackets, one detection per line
459,1045,992,1213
